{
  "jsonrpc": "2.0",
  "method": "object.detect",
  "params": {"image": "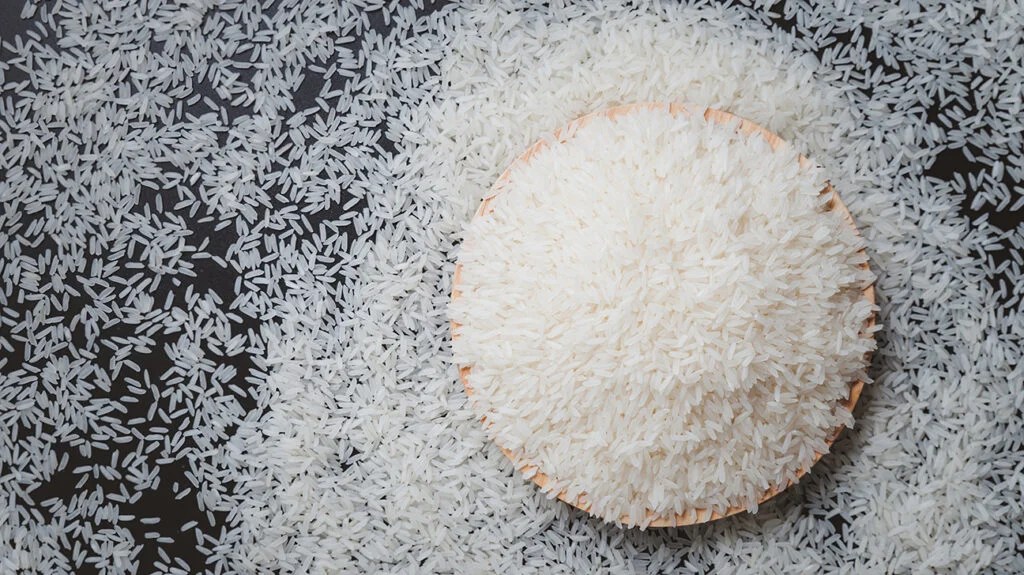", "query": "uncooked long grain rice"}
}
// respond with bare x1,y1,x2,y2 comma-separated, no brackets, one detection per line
452,107,877,524
0,0,1021,572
